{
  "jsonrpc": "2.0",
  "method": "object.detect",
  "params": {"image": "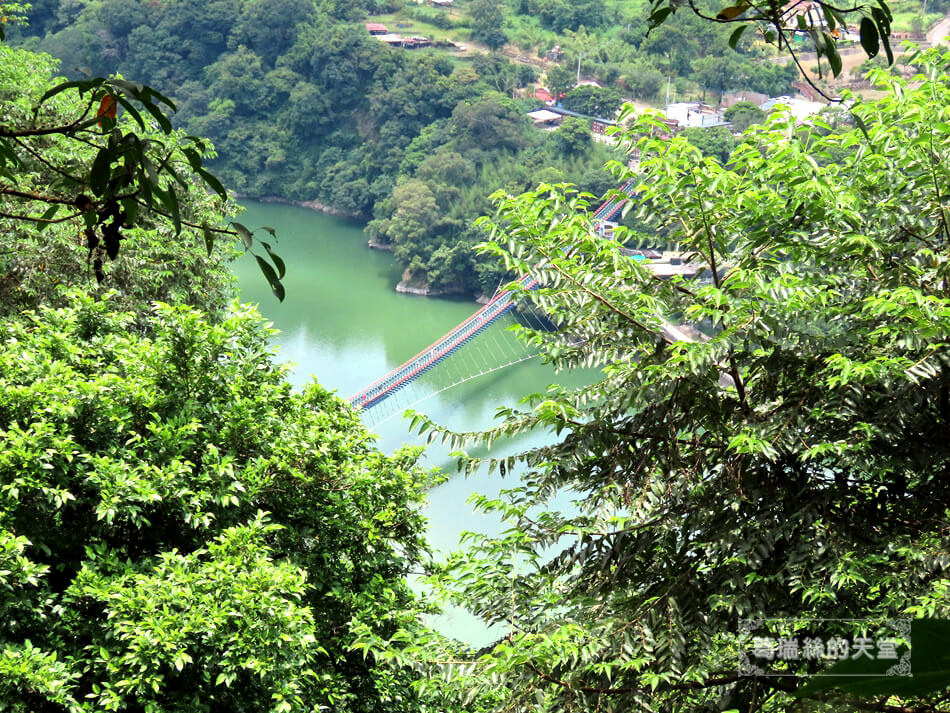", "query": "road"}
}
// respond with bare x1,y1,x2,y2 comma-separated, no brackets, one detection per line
927,12,950,46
